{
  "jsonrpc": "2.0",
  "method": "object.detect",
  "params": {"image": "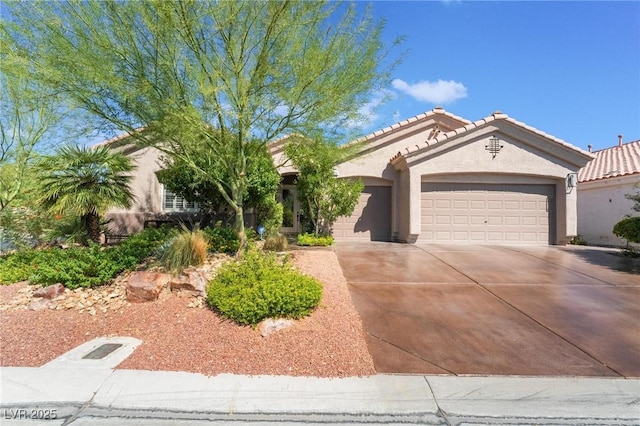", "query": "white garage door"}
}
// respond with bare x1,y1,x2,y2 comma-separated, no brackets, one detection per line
332,186,391,241
421,183,555,245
